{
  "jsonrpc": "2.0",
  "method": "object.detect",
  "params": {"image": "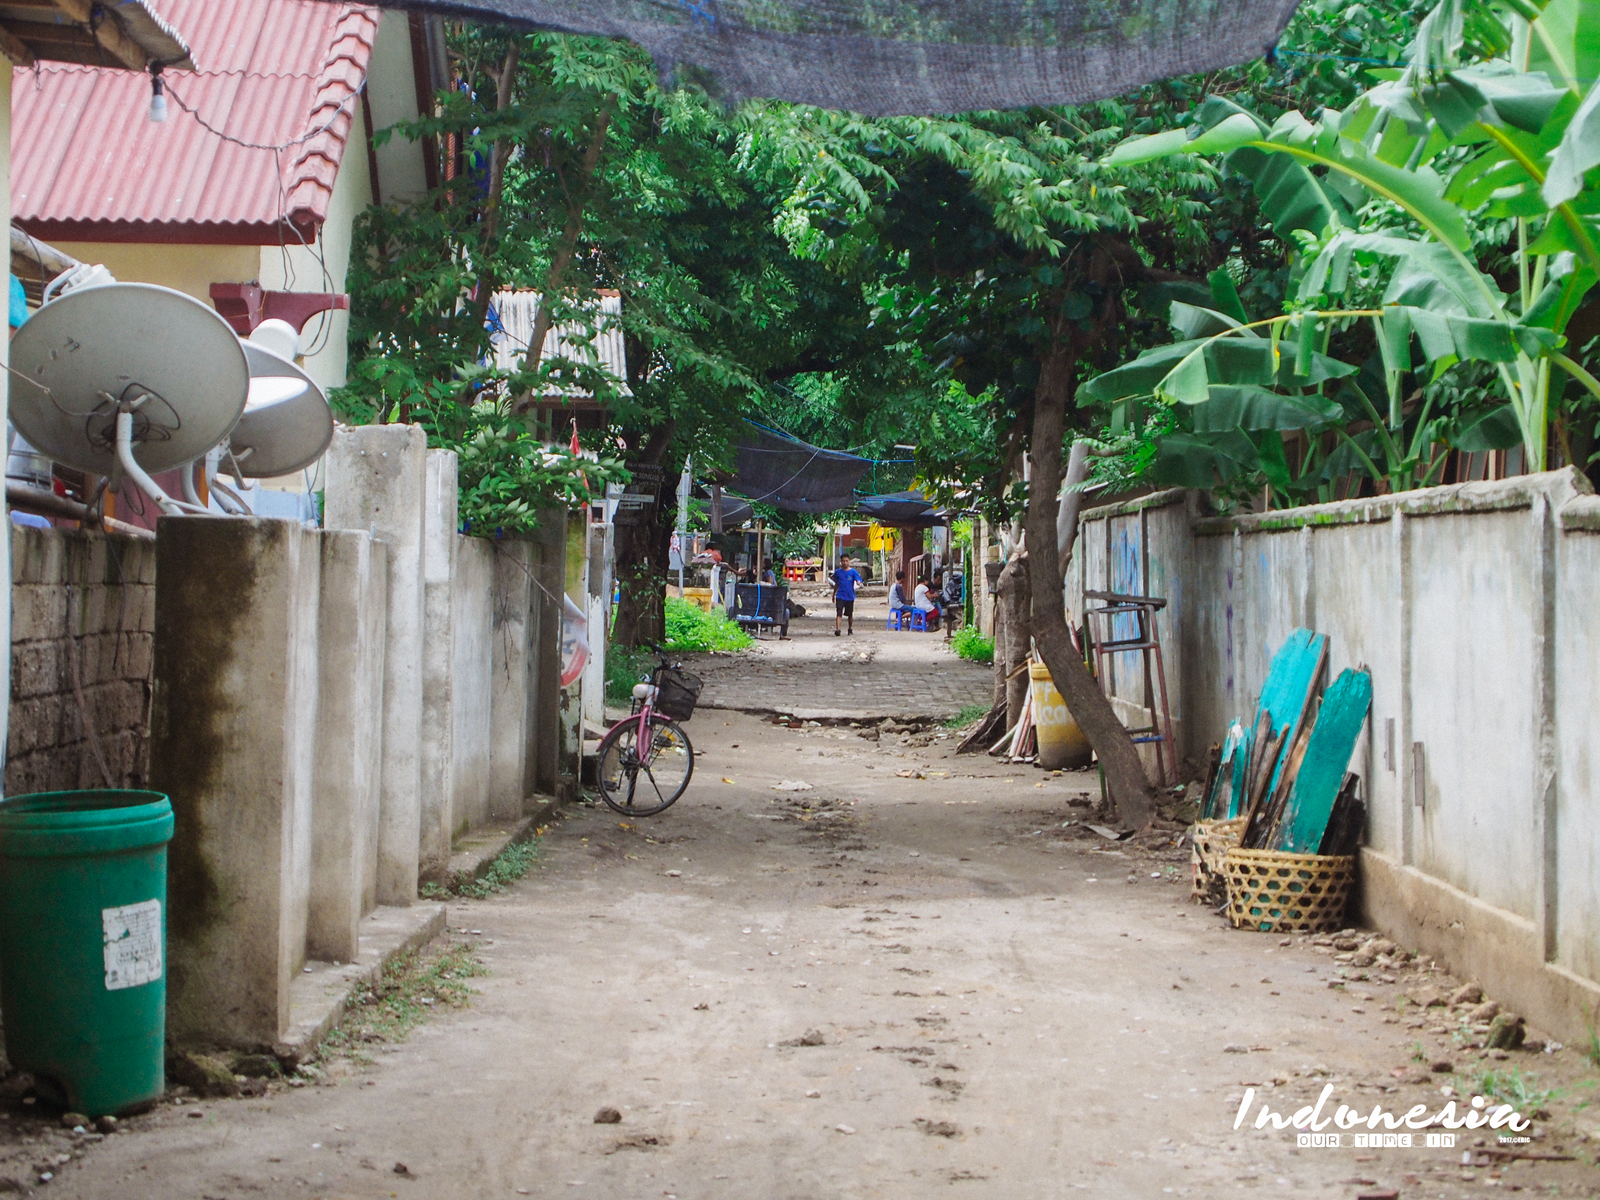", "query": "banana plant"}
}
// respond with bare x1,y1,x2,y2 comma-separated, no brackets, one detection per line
1102,0,1600,475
